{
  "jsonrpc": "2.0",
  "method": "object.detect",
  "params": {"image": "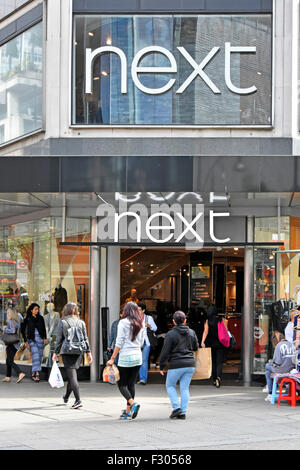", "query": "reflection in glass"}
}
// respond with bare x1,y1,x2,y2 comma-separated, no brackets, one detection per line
0,217,90,368
253,248,277,373
0,0,30,21
0,21,43,144
73,15,272,126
